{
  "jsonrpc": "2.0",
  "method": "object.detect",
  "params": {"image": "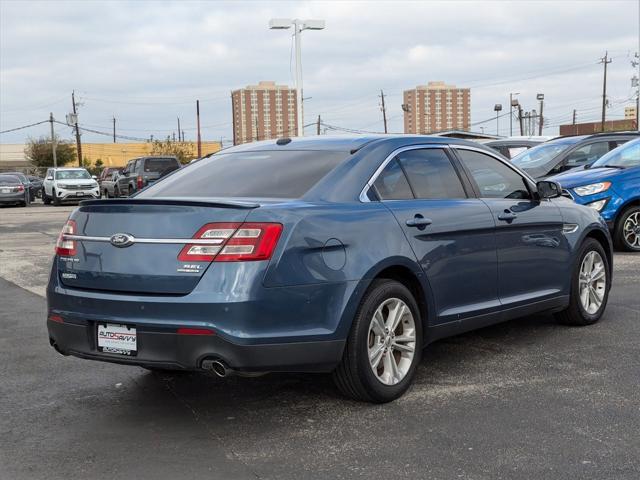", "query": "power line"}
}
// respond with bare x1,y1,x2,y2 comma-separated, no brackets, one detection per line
0,120,49,134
